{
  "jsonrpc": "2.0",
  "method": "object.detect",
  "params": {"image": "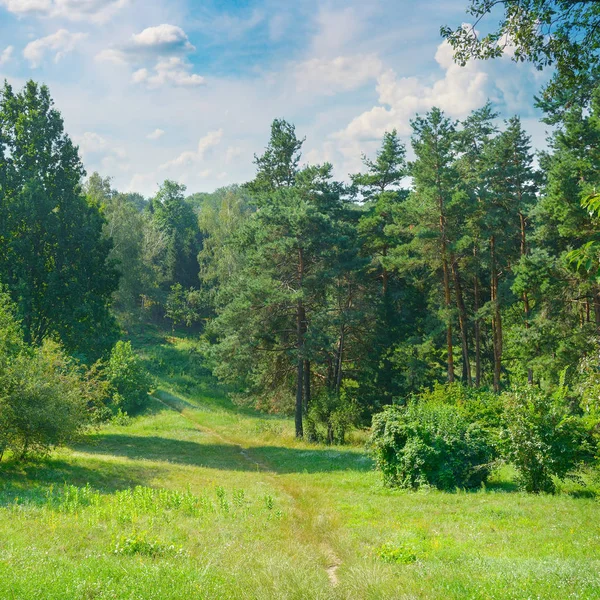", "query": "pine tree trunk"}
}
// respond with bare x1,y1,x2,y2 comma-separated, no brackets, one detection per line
333,324,345,395
451,256,472,386
473,251,481,387
295,247,305,438
440,214,455,383
519,212,533,385
490,235,502,392
303,360,311,416
295,349,304,438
